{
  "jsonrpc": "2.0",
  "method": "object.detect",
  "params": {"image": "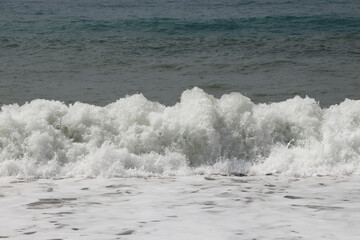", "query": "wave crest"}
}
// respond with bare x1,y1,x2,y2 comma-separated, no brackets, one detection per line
1,87,359,178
